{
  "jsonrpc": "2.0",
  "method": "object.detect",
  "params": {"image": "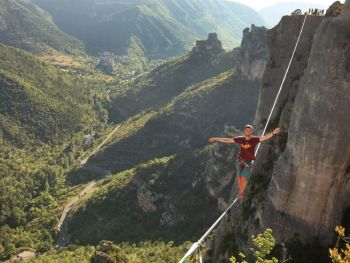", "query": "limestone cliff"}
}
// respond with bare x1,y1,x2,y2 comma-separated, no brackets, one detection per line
209,2,350,262
260,0,350,244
